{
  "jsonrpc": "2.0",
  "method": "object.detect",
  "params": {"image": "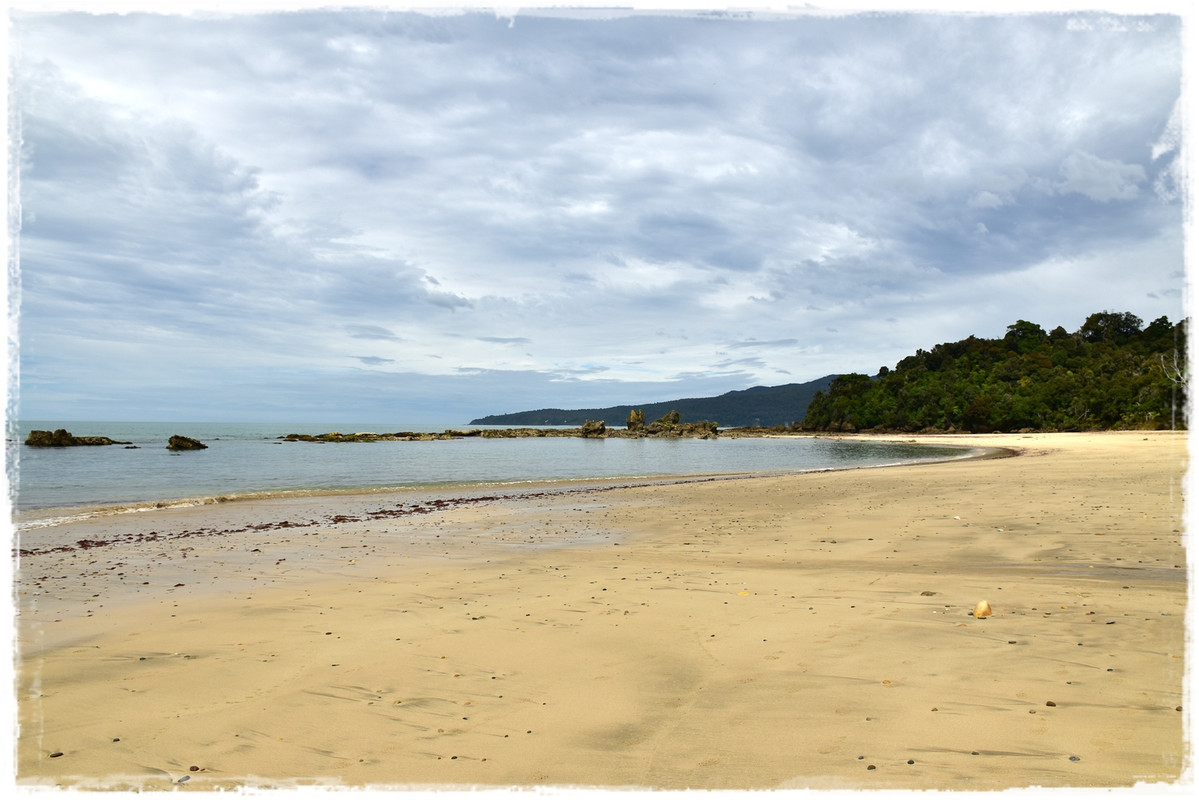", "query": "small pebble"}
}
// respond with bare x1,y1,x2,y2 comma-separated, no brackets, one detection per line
907,759,915,765
1069,756,1081,762
1045,701,1056,707
866,764,876,770
49,752,63,758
